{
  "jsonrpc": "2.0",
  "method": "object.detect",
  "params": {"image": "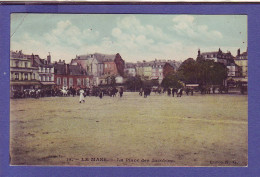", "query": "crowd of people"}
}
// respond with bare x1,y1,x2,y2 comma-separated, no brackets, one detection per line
139,87,193,98
12,84,242,100
78,86,124,103
11,86,125,101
